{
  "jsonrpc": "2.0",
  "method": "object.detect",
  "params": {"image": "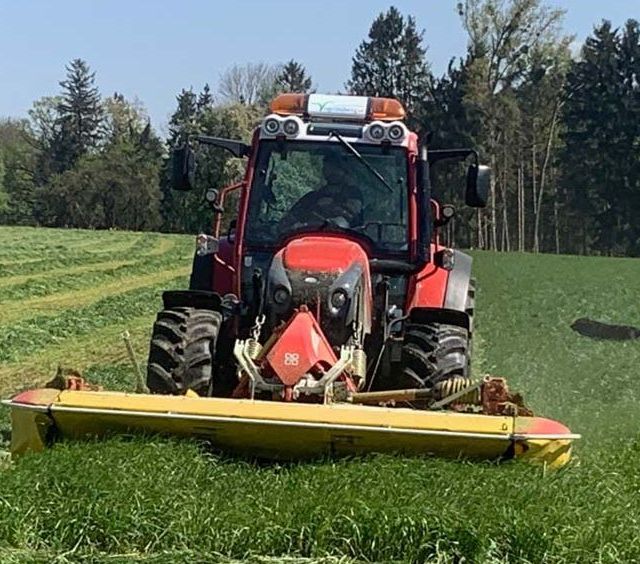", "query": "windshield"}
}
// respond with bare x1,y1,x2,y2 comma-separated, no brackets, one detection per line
245,140,409,253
